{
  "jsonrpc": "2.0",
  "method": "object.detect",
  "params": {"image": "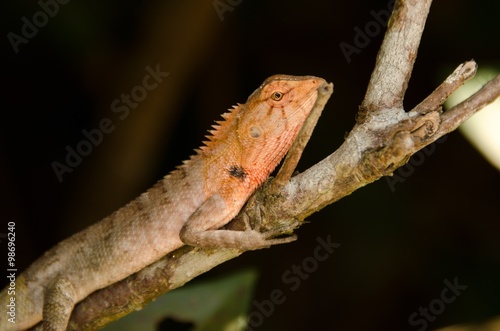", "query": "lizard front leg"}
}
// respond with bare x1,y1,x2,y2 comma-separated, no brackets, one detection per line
179,194,296,250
